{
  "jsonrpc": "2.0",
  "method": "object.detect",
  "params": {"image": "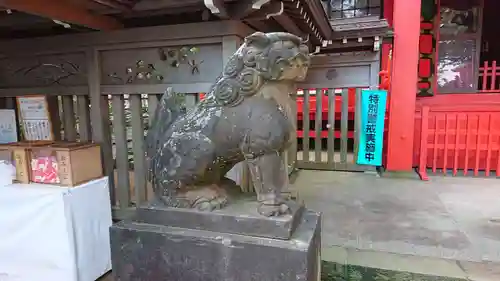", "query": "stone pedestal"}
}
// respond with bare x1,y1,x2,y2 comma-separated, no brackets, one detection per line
110,198,321,281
